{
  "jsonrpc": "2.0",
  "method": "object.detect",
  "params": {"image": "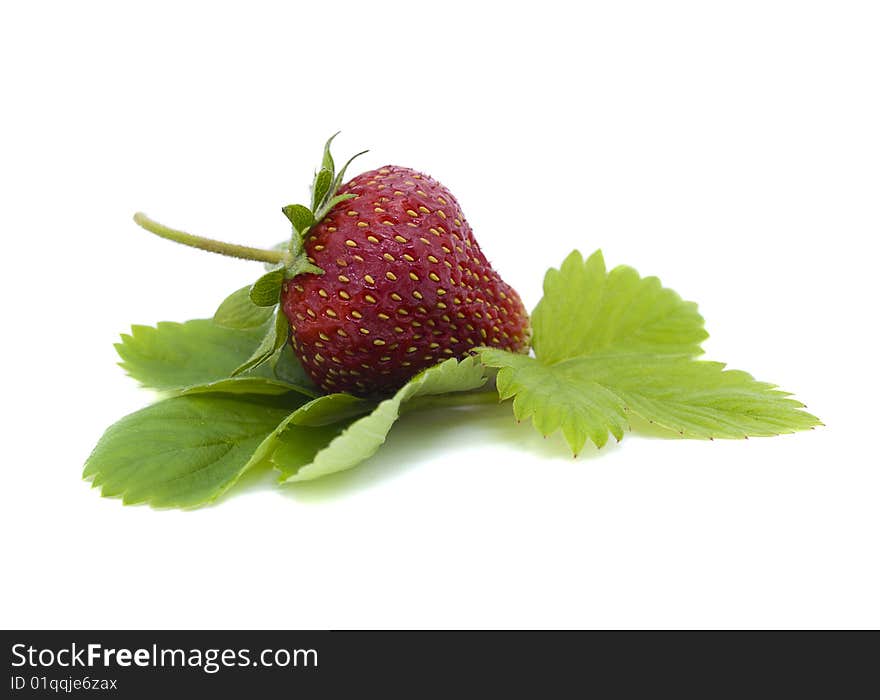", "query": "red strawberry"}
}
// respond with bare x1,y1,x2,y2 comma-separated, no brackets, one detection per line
134,136,531,397
281,166,530,396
